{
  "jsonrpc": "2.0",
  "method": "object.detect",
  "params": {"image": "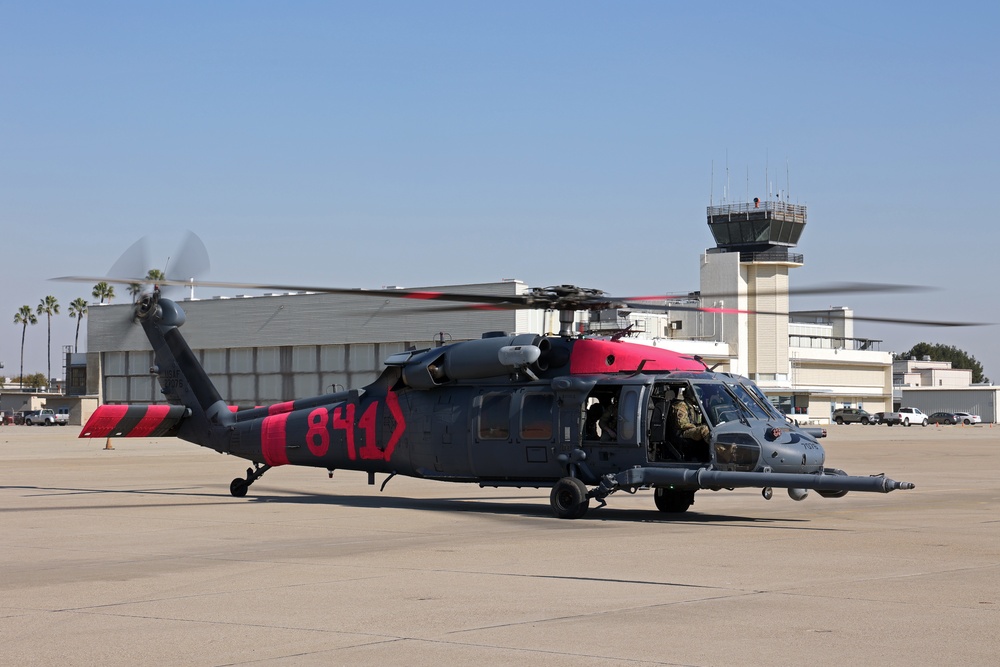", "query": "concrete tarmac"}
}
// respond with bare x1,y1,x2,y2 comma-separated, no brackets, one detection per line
2,423,998,666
